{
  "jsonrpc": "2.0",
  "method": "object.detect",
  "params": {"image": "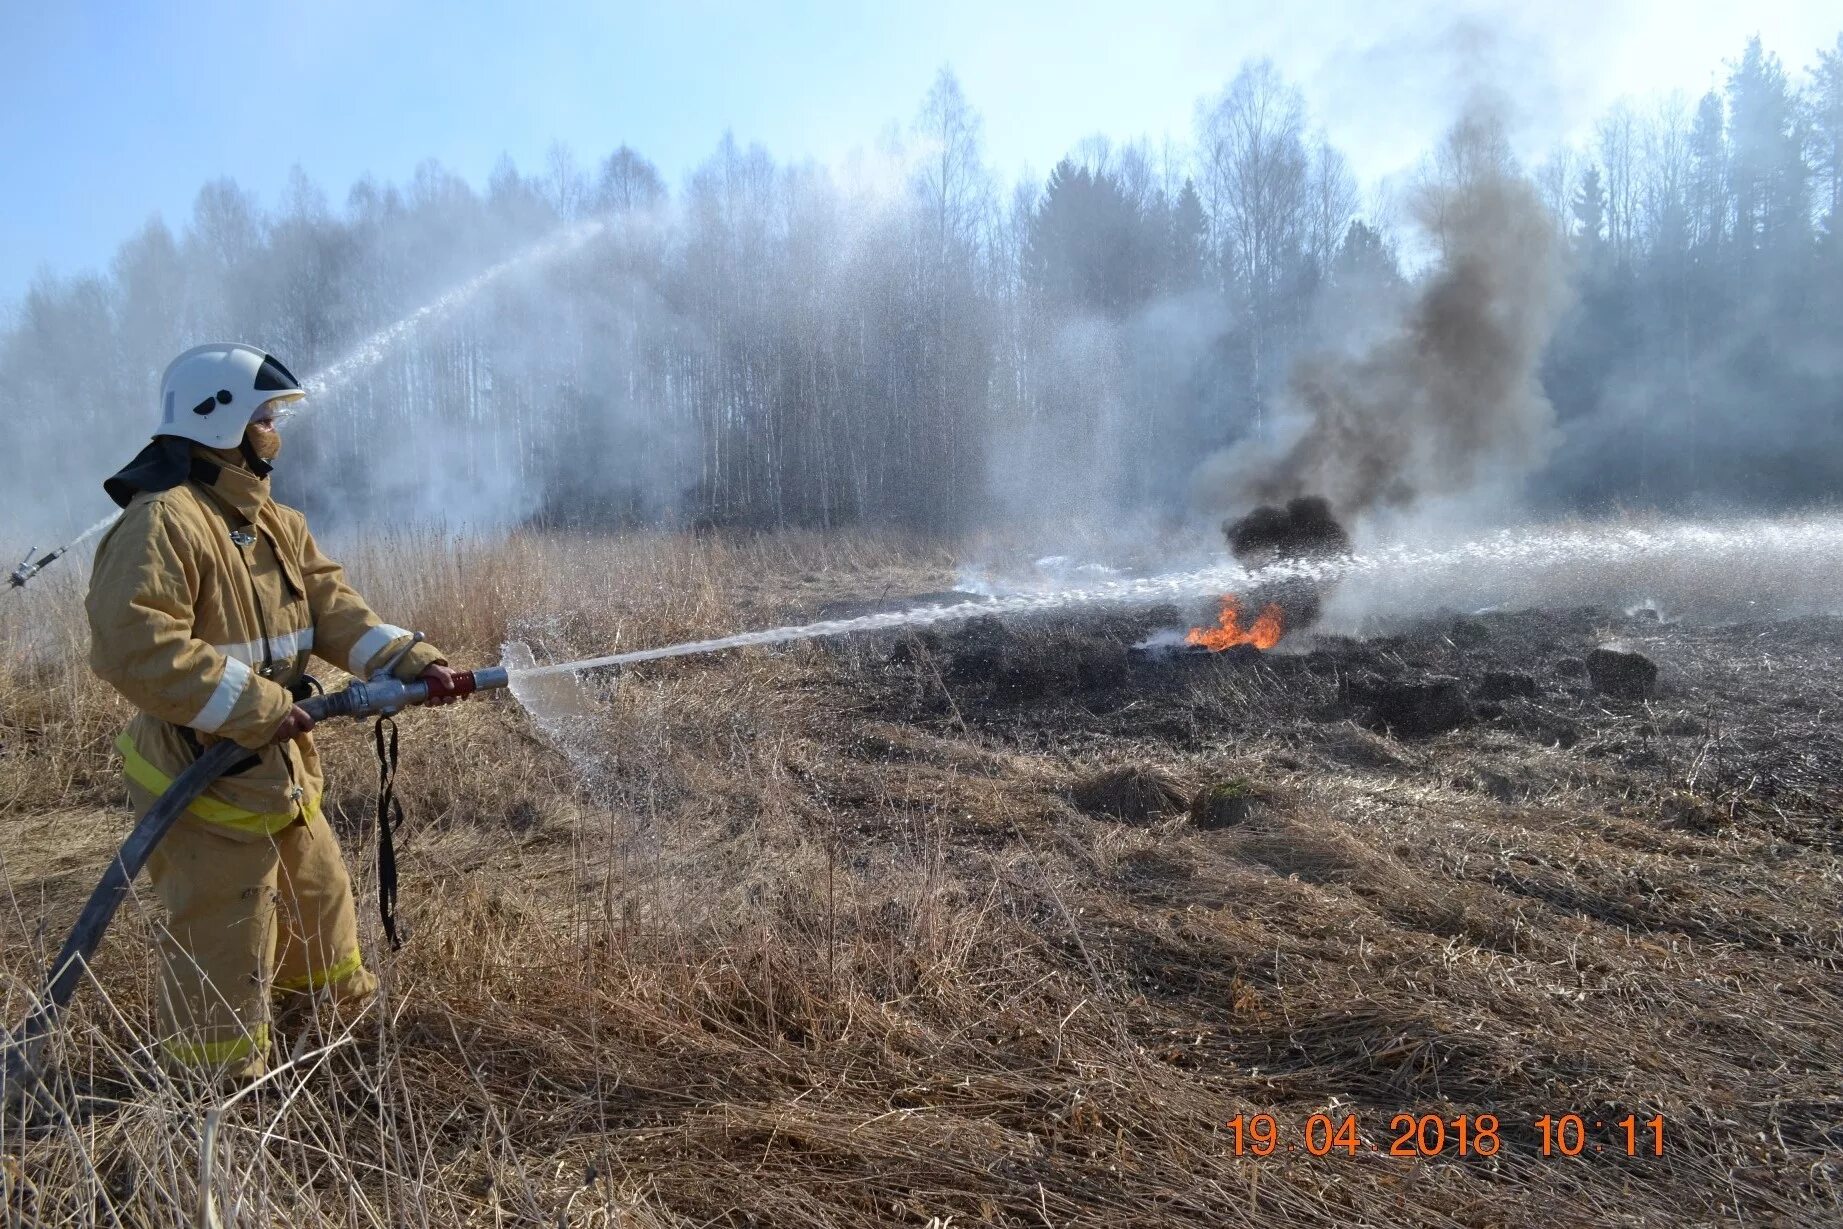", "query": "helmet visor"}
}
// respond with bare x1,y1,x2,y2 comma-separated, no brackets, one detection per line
252,392,304,422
